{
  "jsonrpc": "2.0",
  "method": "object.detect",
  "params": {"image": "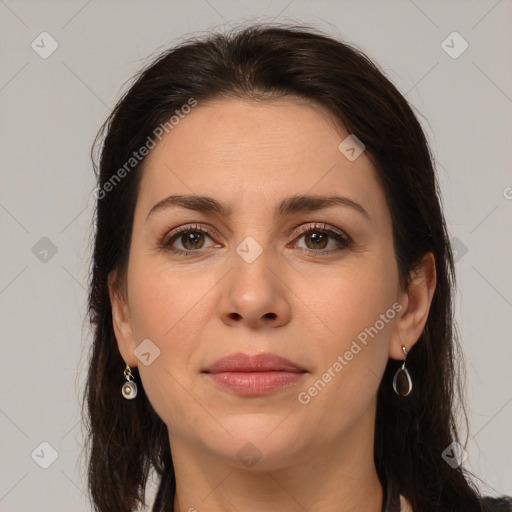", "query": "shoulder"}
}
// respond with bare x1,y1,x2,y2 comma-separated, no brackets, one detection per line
480,495,512,511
